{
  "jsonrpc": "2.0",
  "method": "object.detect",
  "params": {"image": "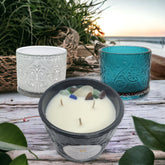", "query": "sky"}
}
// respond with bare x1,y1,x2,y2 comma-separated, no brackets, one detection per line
96,0,165,37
